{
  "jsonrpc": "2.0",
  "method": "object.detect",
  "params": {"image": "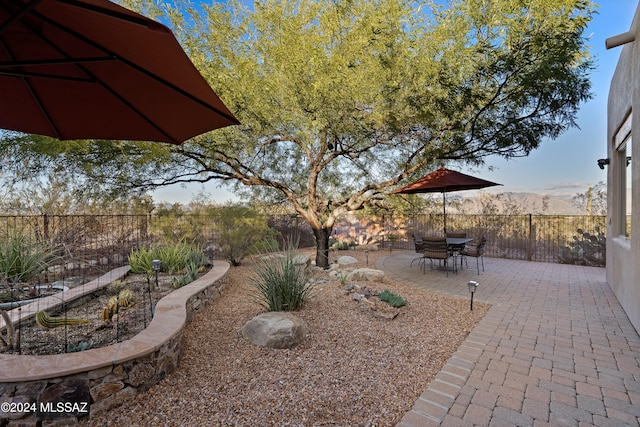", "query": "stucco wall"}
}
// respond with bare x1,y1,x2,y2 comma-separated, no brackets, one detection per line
607,2,640,333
